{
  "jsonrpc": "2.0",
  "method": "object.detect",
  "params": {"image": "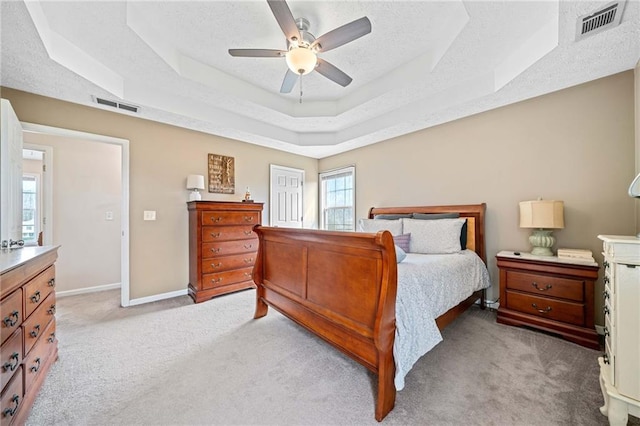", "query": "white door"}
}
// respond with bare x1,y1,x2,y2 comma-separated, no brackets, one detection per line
1,99,24,244
270,165,304,228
